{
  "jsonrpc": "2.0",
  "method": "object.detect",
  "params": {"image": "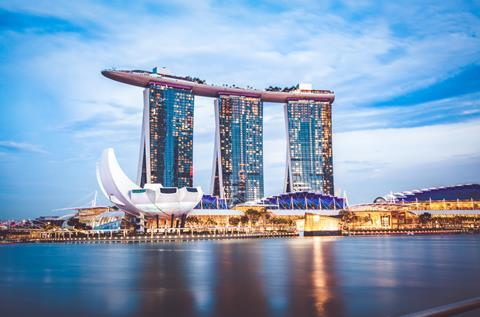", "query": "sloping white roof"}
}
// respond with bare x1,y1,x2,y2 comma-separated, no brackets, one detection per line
269,209,307,216
189,209,244,216
305,210,341,216
411,210,480,215
268,209,340,217
57,213,76,220
96,211,125,219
